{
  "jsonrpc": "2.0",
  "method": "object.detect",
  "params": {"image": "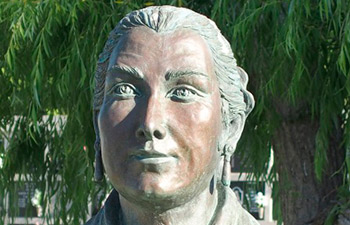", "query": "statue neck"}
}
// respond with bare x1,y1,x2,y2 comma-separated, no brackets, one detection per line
119,186,218,225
